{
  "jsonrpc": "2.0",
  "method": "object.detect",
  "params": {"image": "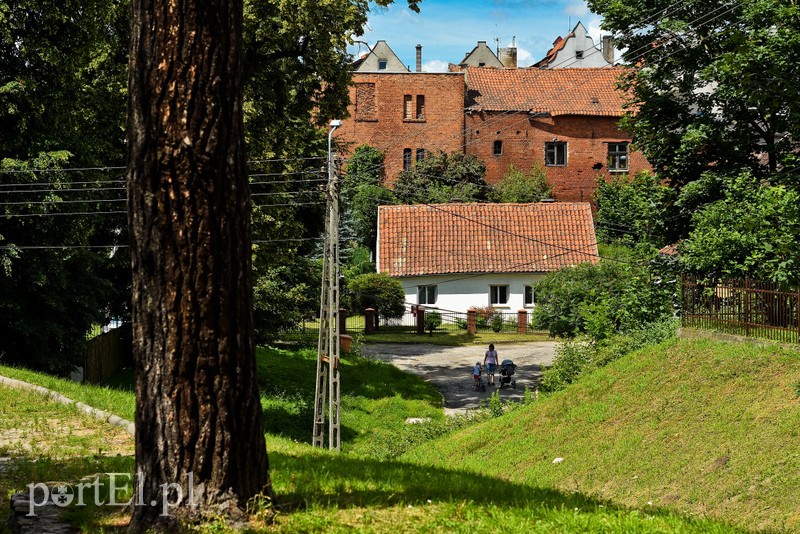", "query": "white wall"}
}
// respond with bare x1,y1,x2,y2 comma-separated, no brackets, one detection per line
401,272,545,313
551,23,609,69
